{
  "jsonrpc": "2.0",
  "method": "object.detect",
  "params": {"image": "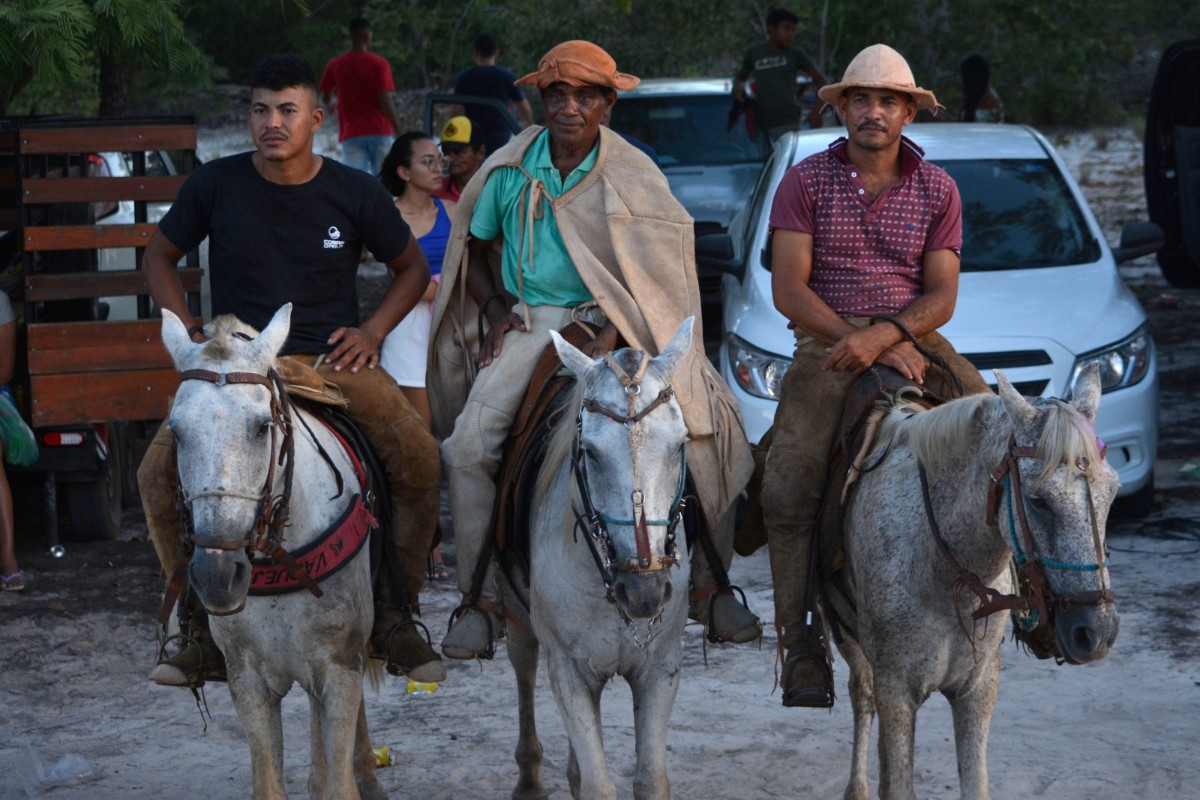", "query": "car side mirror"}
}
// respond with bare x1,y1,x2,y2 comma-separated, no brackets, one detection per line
1112,221,1165,263
696,233,744,281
